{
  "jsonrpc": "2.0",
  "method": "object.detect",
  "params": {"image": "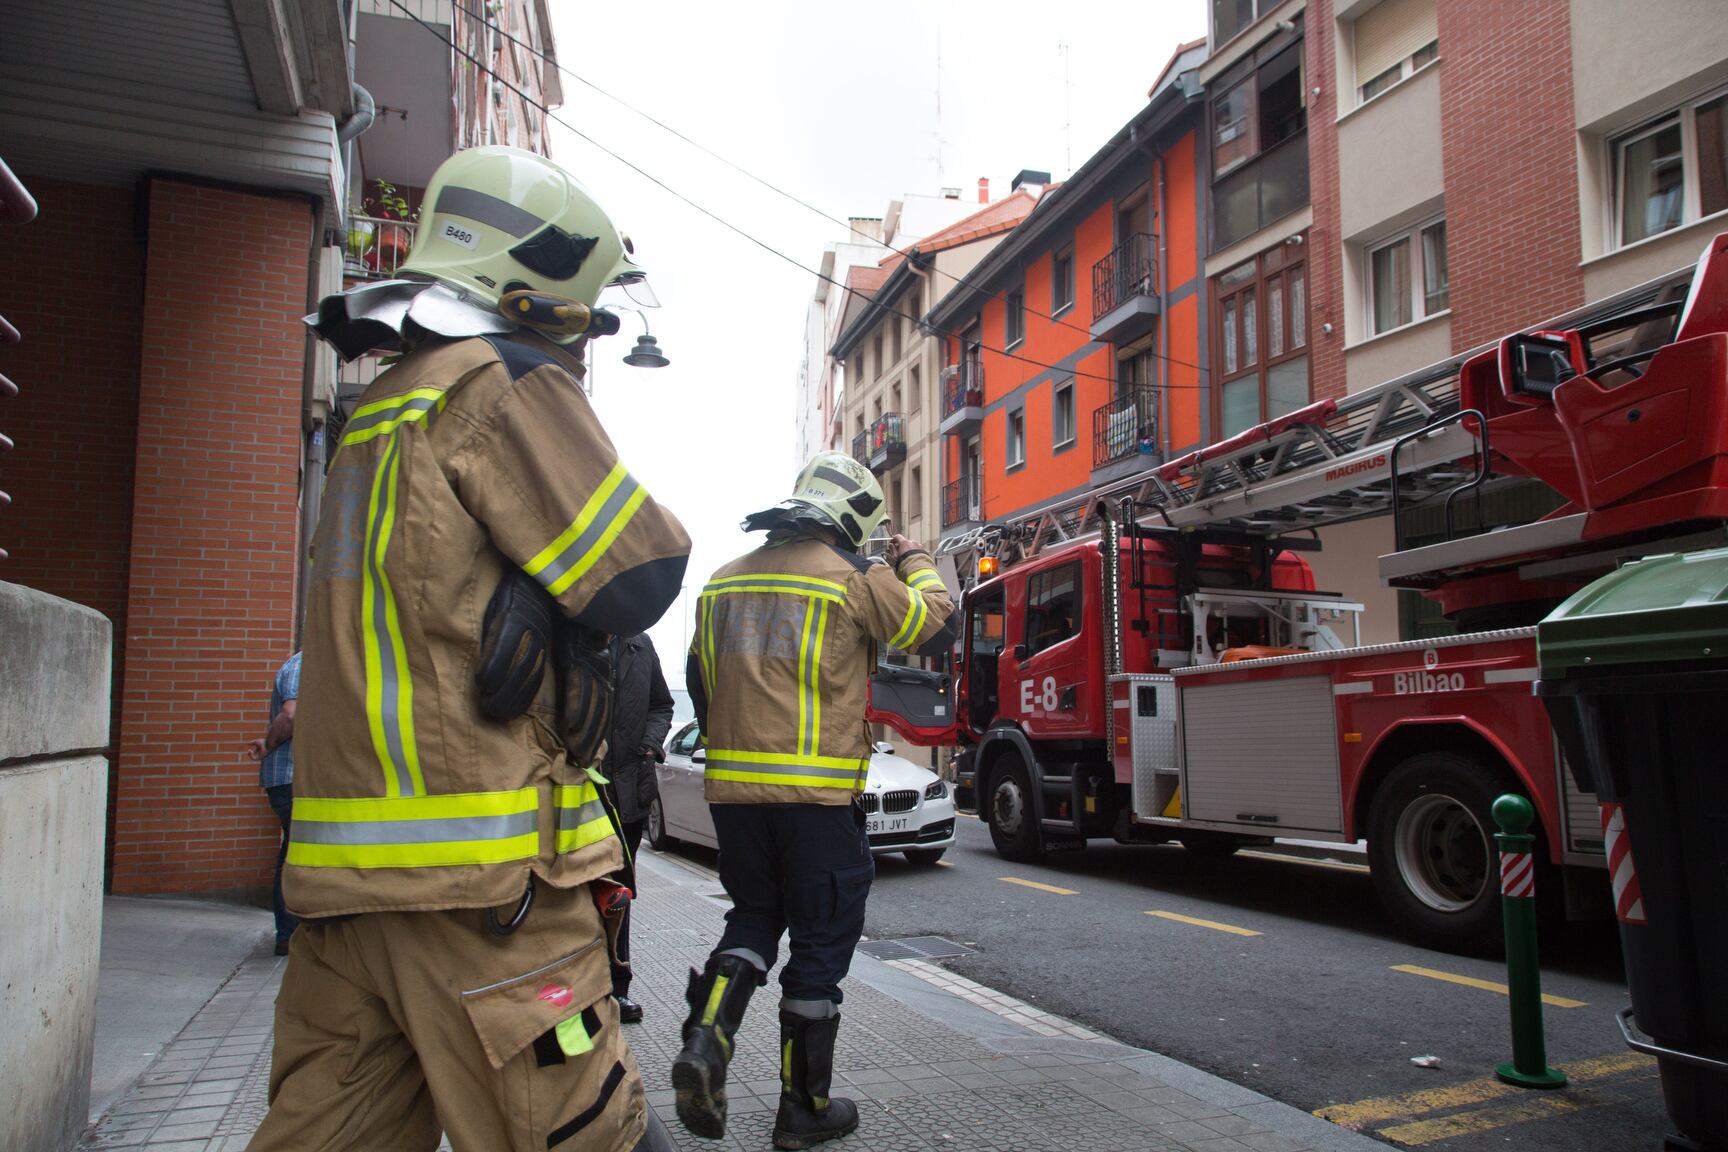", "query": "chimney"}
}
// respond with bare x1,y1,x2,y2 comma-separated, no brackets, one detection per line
977,177,990,203
1010,168,1052,195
